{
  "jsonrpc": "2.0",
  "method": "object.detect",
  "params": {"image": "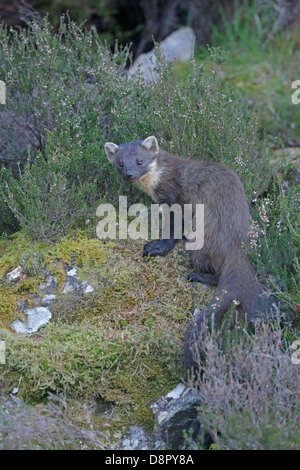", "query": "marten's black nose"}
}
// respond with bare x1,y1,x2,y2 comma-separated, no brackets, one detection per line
125,171,134,179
